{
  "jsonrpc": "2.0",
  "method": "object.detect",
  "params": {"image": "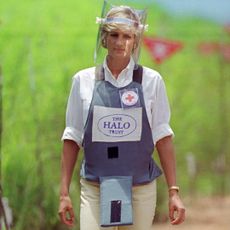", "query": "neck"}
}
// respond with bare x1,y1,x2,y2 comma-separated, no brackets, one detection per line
107,55,130,78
